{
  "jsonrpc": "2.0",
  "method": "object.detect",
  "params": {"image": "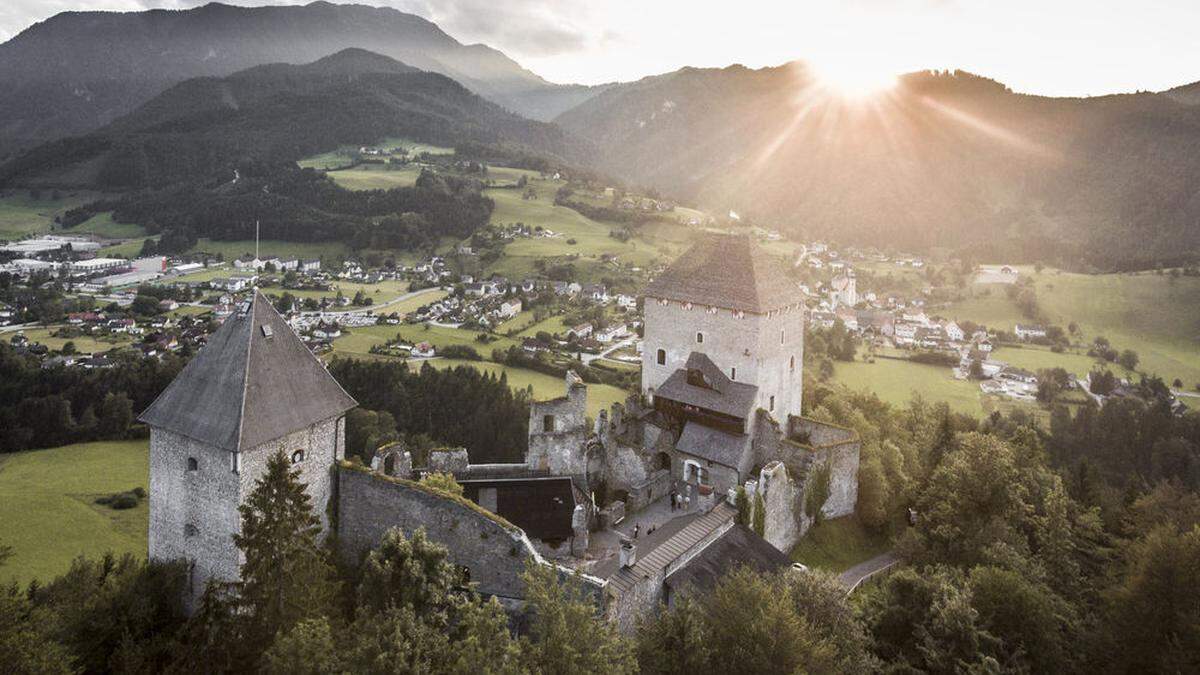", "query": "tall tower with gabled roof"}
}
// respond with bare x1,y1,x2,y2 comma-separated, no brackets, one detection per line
139,291,356,606
641,234,804,420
